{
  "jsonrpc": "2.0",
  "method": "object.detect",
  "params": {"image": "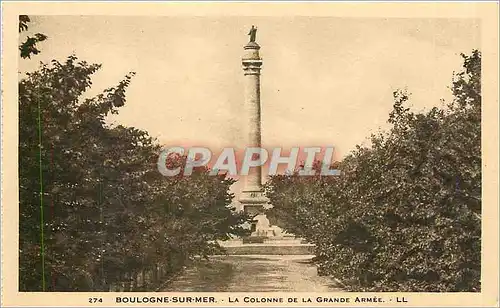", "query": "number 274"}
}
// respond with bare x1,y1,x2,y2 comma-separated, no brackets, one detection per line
89,298,103,303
